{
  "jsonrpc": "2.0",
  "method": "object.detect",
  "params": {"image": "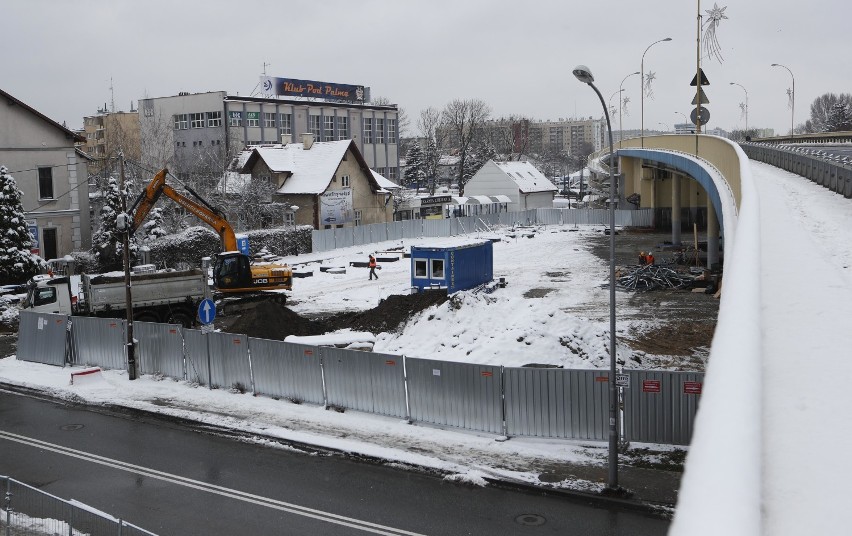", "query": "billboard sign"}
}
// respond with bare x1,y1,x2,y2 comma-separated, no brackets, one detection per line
26,220,39,255
320,188,353,225
261,76,366,104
